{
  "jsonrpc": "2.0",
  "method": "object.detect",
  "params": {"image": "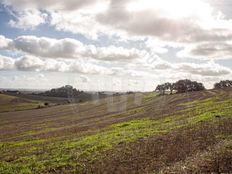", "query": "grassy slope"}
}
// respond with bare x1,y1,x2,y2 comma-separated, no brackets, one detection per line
0,89,232,173
0,94,42,113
